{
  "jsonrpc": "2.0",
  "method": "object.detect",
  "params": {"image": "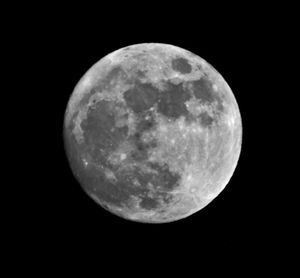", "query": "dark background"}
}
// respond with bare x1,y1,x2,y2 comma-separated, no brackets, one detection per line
10,4,291,267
